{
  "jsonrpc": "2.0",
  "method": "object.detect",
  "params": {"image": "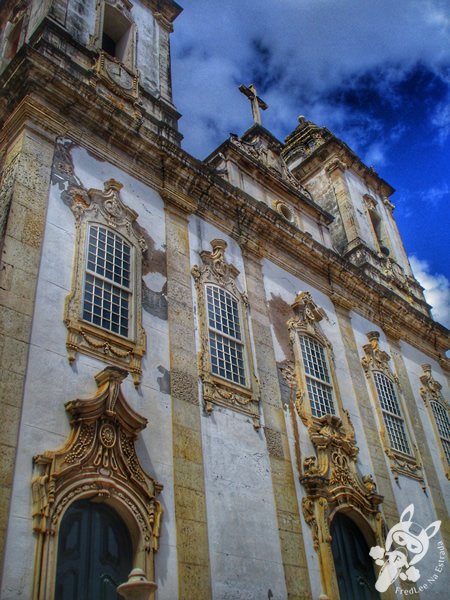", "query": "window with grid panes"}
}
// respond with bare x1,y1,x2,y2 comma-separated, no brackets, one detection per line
429,401,450,464
205,284,246,386
83,224,132,338
373,371,411,455
299,335,336,418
